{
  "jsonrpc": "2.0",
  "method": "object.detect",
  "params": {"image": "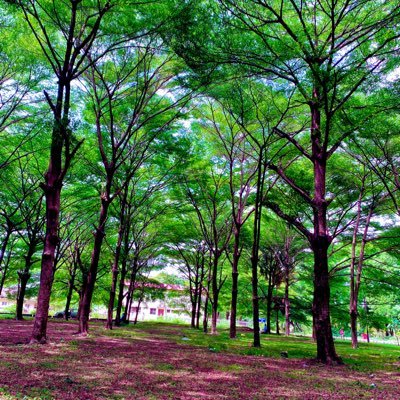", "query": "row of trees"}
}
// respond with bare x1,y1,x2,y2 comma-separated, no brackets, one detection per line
0,0,399,364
